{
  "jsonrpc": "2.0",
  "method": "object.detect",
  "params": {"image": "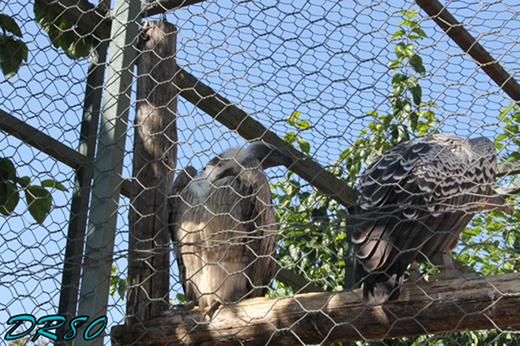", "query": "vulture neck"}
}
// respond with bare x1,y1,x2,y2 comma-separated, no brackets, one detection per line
198,146,258,183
